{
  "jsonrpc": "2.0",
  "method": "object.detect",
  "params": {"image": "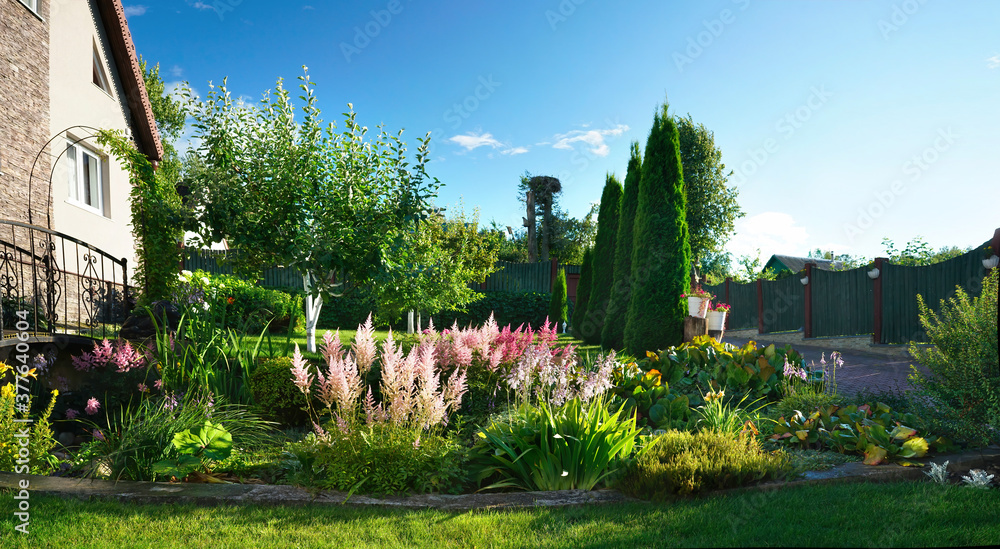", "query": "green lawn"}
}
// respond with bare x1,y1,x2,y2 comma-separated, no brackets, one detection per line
3,481,998,547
